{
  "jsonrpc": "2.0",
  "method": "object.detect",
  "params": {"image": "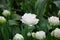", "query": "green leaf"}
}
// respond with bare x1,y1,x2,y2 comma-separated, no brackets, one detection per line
28,26,35,32
35,0,50,24
53,1,60,9
0,24,9,40
11,26,20,36
36,19,52,32
8,20,18,26
22,25,29,40
12,14,21,20
36,0,48,15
